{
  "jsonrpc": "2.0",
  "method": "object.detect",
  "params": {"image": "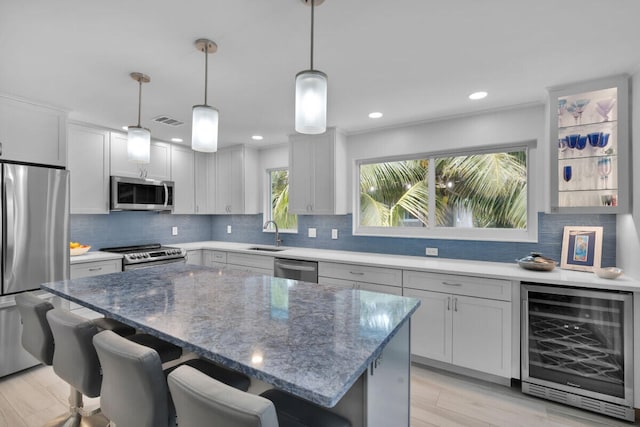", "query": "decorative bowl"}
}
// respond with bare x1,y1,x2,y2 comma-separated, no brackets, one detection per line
516,253,557,272
594,267,623,280
70,245,91,256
